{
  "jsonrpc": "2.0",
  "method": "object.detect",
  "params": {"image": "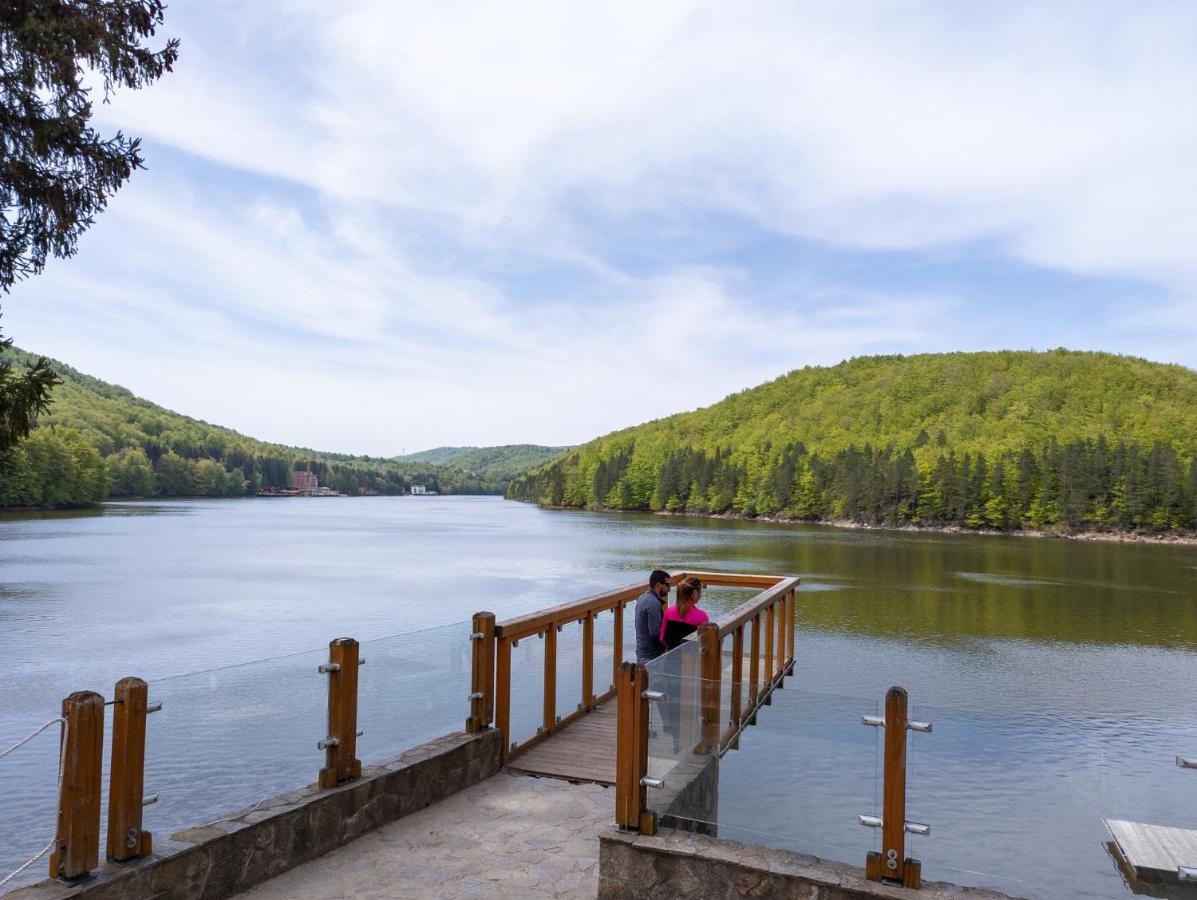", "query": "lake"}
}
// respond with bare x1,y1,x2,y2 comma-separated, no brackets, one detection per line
2,496,1195,897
